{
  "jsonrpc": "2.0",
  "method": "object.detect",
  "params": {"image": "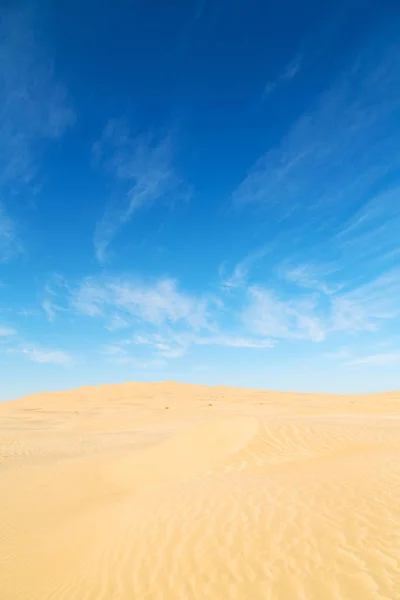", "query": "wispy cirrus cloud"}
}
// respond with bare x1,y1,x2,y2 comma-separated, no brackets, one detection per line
40,262,400,366
100,344,128,357
131,329,274,361
20,345,72,366
262,54,303,101
63,274,275,363
93,120,187,262
0,7,75,188
108,355,168,370
229,27,400,351
335,186,400,270
239,267,400,343
330,269,400,333
41,277,70,322
0,320,72,365
219,245,269,291
105,314,130,331
0,326,17,337
243,286,325,342
346,353,400,367
234,32,400,263
71,276,211,330
280,263,342,295
0,206,22,262
17,309,38,318
132,331,189,360
70,275,276,359
195,334,274,349
42,298,67,323
0,6,75,260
